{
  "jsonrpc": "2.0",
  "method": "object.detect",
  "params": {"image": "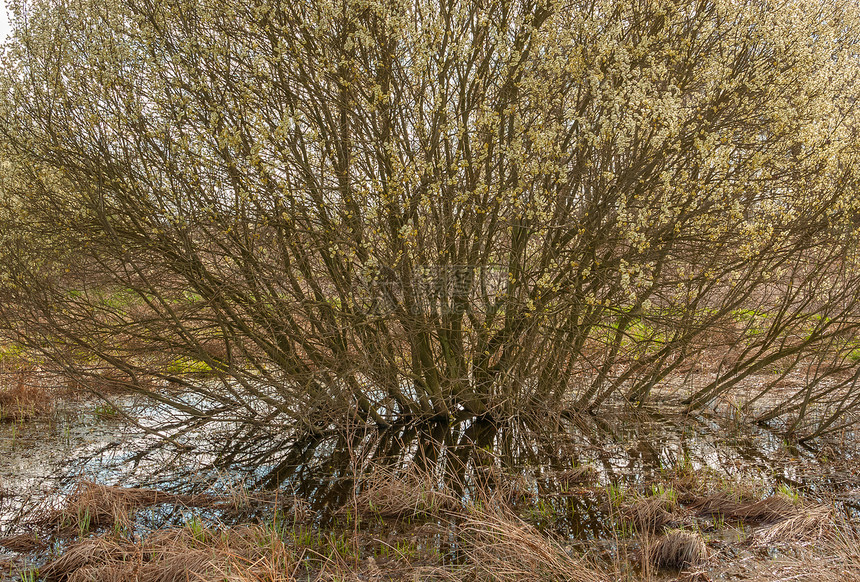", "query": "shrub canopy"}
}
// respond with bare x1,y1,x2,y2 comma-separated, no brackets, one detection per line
2,0,860,438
